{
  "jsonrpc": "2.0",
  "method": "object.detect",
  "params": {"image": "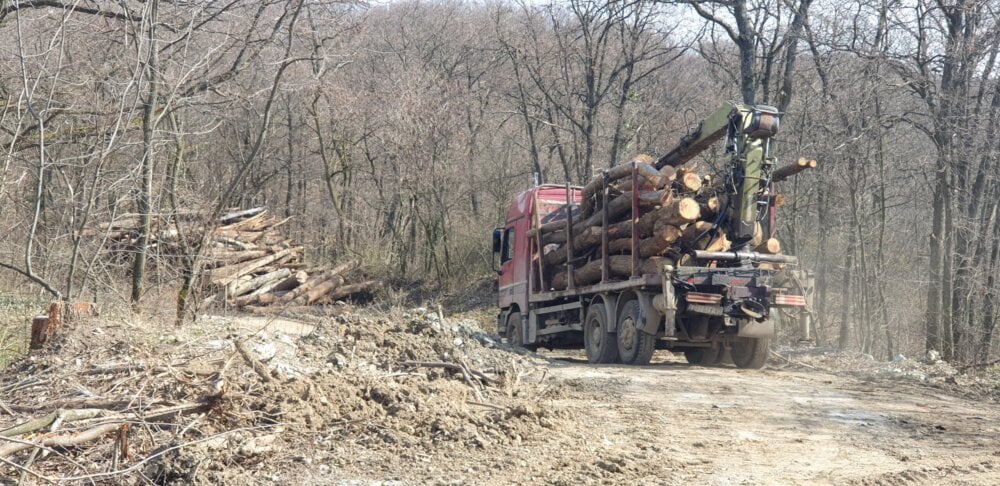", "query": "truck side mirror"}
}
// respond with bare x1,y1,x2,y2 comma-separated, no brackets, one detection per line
492,228,502,253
